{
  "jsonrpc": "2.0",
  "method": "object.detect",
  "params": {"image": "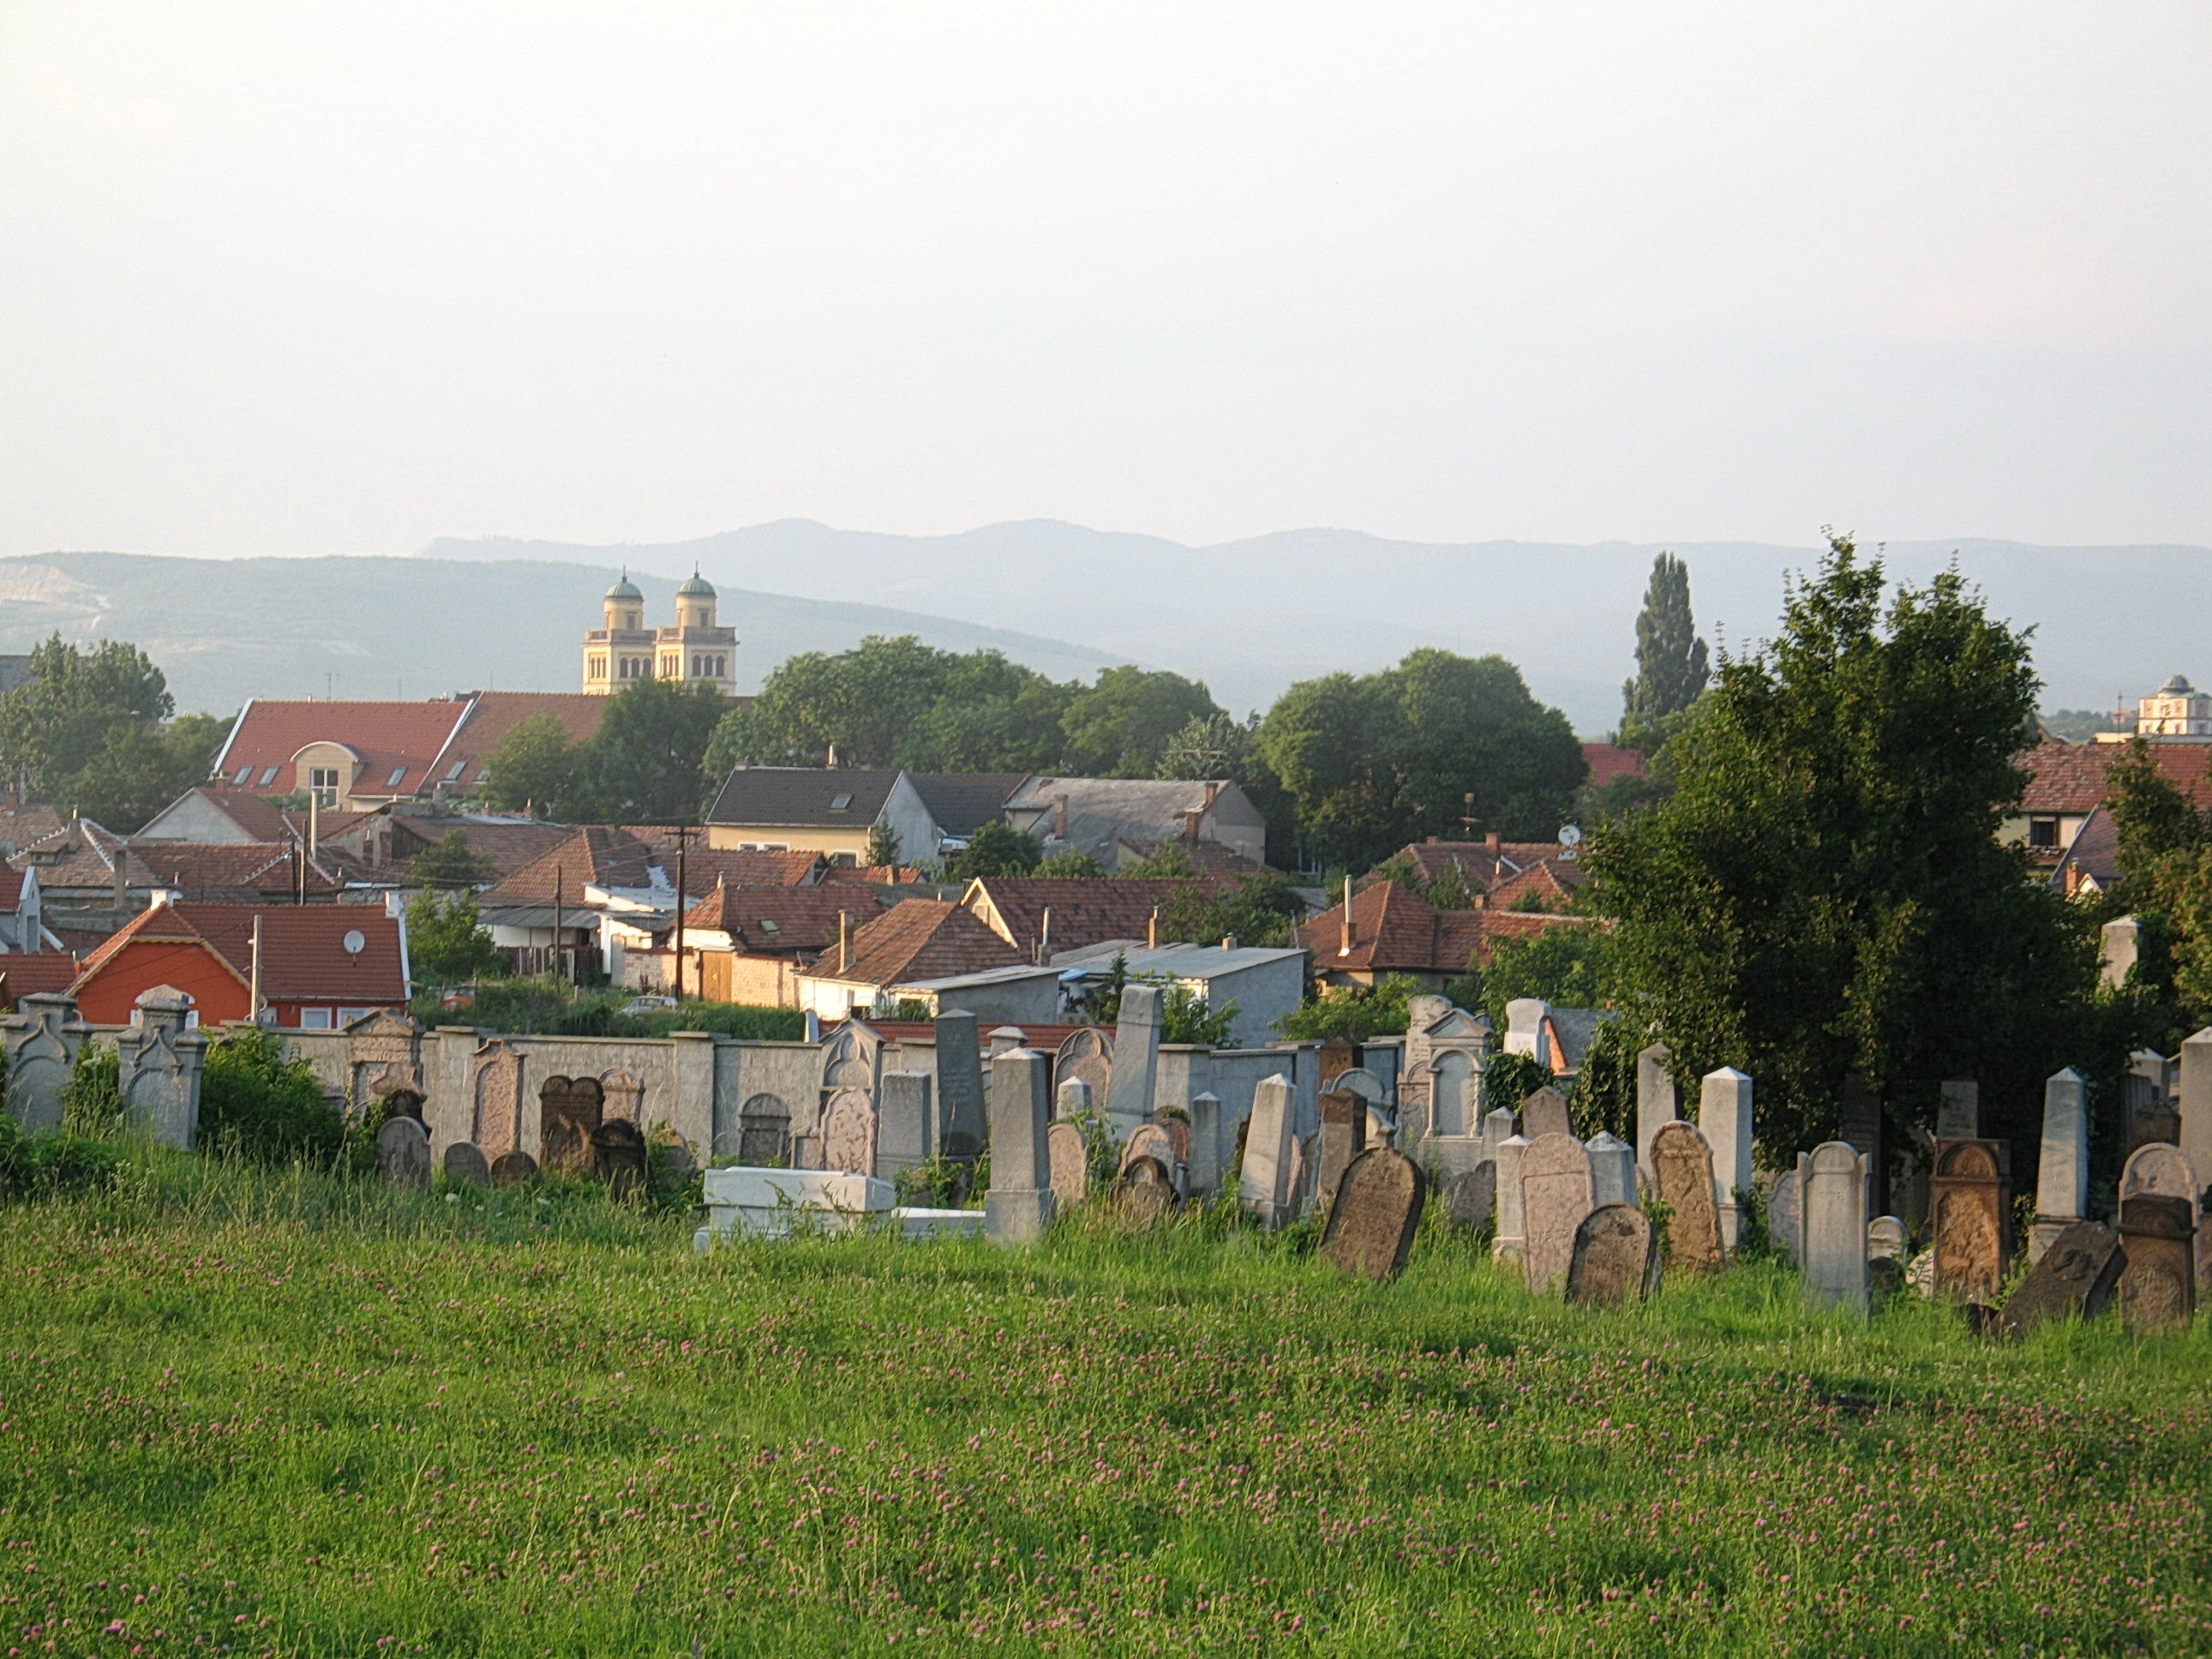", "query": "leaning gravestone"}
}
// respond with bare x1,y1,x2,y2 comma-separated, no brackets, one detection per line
1567,1204,1657,1309
1315,1088,1368,1215
592,1118,648,1202
1649,1120,1723,1275
1441,1161,1496,1231
1996,1220,2125,1339
1112,1154,1178,1223
1768,1168,1803,1265
375,1115,431,1192
490,1149,540,1189
1319,1147,1425,1281
1931,1140,2009,1303
1520,1087,1573,1142
2117,1195,2196,1335
1520,1132,1596,1295
442,1141,491,1188
1047,1121,1090,1213
1237,1075,1298,1229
